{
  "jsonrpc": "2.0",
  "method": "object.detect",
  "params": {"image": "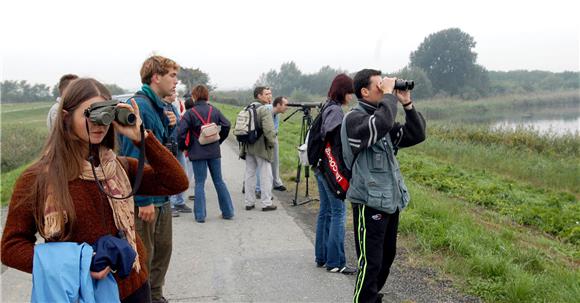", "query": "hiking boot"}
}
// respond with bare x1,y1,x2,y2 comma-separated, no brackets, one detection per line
245,205,255,211
171,208,180,217
327,265,357,275
273,185,287,191
175,204,193,213
262,205,277,211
